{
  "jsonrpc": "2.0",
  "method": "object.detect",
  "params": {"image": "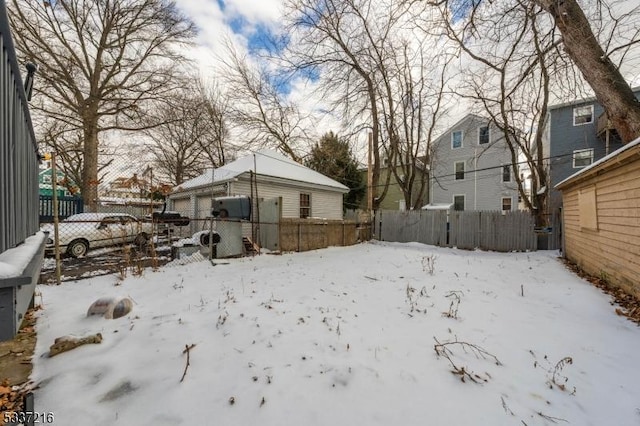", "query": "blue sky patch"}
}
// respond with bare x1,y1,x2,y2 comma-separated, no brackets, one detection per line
217,0,318,95
449,0,481,23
